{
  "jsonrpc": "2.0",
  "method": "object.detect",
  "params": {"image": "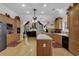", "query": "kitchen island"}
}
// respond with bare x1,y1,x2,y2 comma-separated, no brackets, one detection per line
37,34,52,56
